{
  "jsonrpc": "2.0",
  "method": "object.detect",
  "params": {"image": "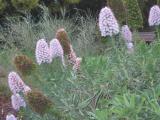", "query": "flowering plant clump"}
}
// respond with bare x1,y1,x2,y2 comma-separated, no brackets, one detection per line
35,39,51,65
98,6,119,37
56,28,71,55
49,38,65,66
11,93,26,111
6,114,17,120
8,71,31,94
148,5,160,26
14,55,36,76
